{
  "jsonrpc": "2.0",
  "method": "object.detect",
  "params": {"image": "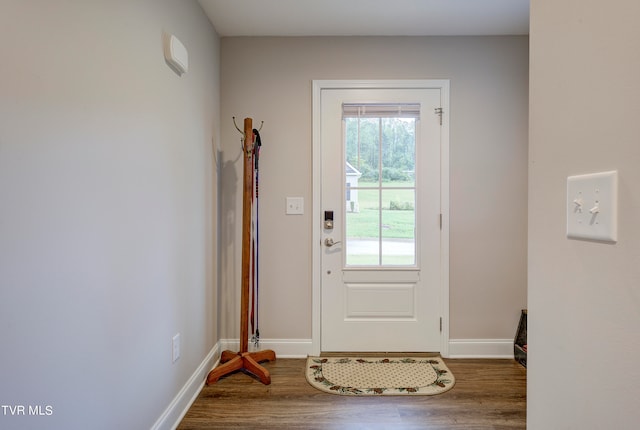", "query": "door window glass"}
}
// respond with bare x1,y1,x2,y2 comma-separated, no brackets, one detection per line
344,104,418,266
